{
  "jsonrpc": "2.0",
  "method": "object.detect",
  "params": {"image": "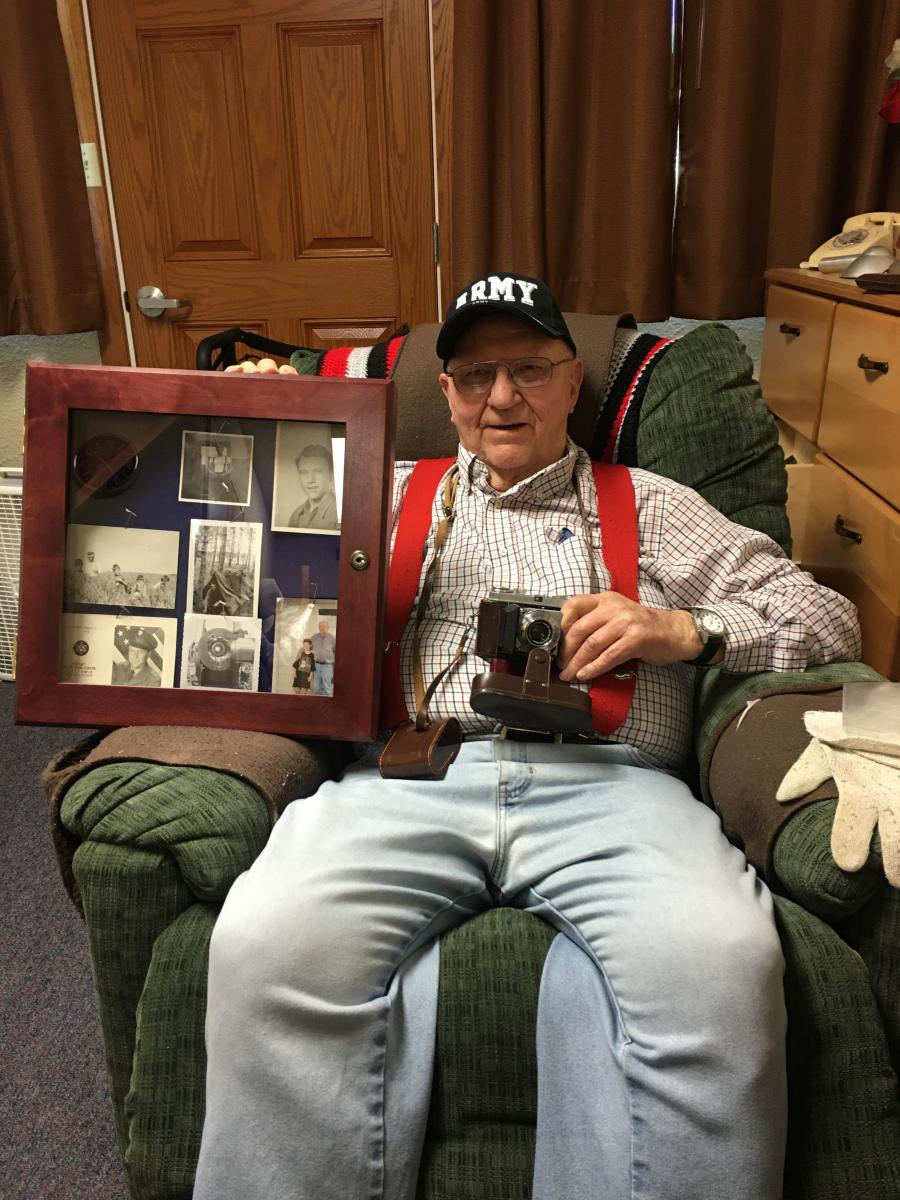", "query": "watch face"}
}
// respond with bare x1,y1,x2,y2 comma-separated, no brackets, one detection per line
699,610,726,637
